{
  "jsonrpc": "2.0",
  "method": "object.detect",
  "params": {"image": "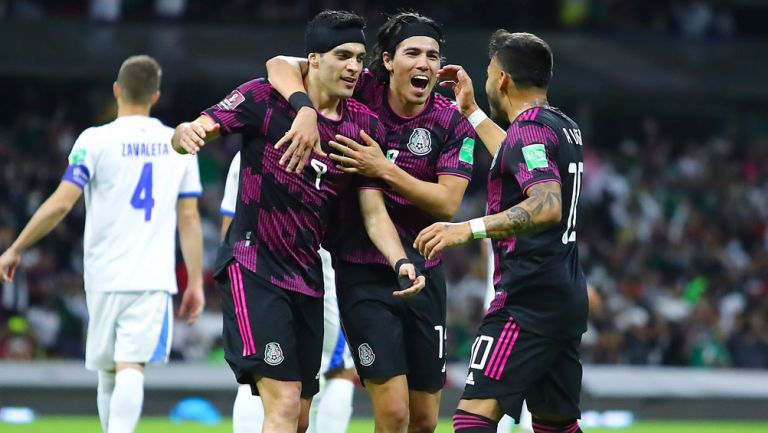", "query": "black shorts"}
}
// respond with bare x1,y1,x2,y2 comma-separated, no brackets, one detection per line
217,261,323,398
336,263,446,392
461,307,582,421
